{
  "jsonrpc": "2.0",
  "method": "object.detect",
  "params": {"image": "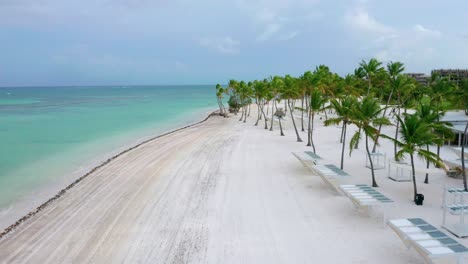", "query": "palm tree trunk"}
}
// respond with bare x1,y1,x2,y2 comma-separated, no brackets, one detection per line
221,101,227,117
217,98,223,115
259,100,262,121
394,101,401,157
323,103,328,121
372,91,393,152
310,113,316,152
247,104,251,117
340,124,345,143
410,153,418,202
424,145,430,184
278,117,284,136
365,134,378,187
243,106,247,123
255,102,260,126
301,98,305,131
288,100,303,142
270,101,275,131
306,109,312,146
239,105,244,121
435,116,441,168
340,122,347,170
261,104,269,129
462,121,468,190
